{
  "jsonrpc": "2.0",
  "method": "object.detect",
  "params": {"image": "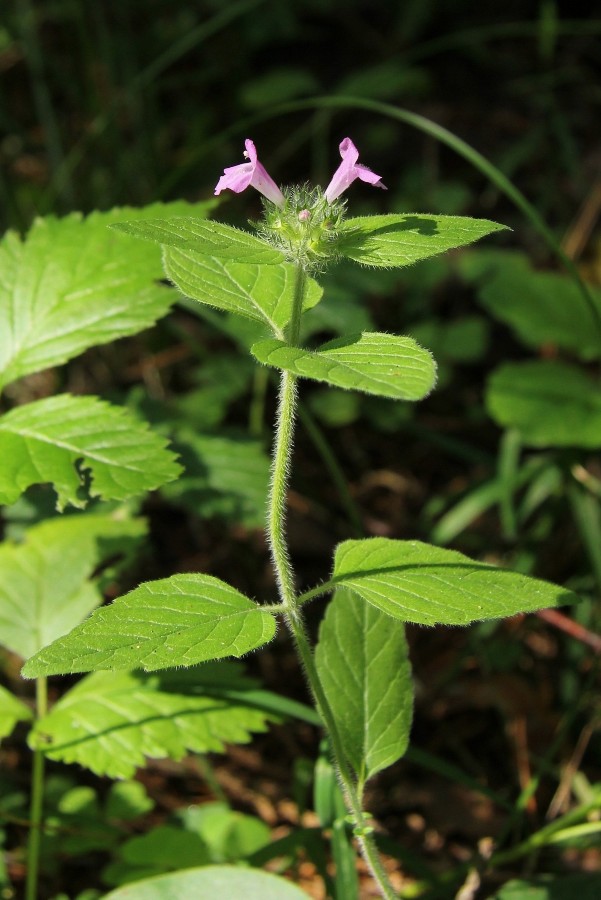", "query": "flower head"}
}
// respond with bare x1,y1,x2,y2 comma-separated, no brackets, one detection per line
324,137,387,203
214,137,386,269
214,139,285,207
